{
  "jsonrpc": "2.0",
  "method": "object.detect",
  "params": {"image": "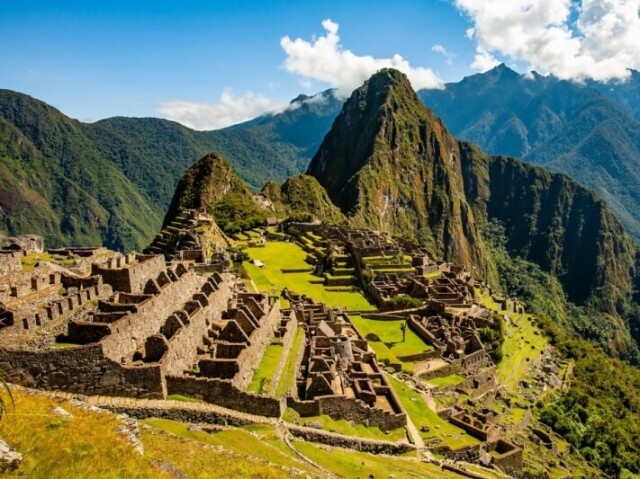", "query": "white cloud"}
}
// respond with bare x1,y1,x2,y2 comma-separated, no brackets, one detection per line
471,46,500,72
432,44,457,66
455,0,640,82
157,89,285,130
280,18,444,93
